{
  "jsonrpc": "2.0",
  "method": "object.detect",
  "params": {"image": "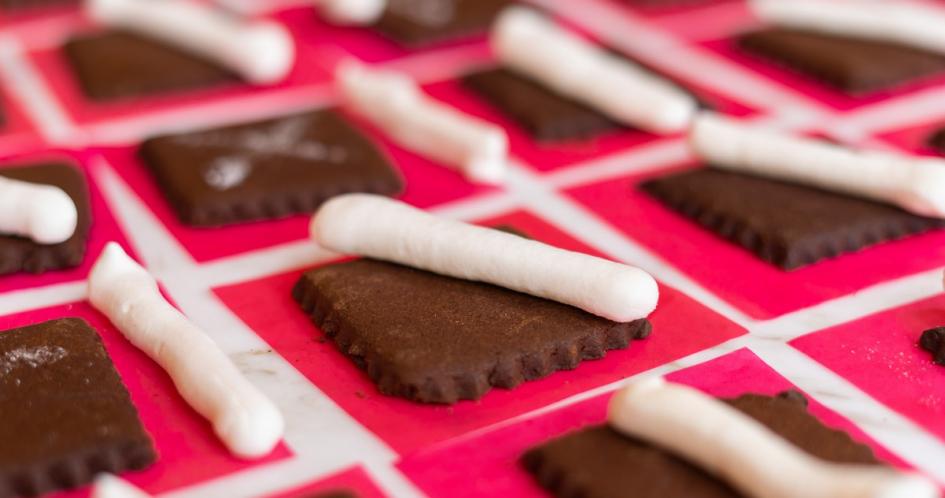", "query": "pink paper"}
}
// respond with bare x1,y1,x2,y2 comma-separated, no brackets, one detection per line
398,348,911,498
566,164,945,318
877,120,945,158
702,36,945,112
99,110,496,262
266,466,386,498
26,8,331,126
0,301,292,498
0,149,134,295
213,209,746,454
792,294,945,444
0,86,45,155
